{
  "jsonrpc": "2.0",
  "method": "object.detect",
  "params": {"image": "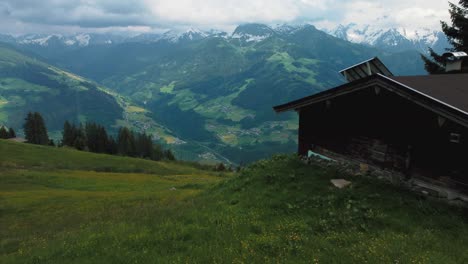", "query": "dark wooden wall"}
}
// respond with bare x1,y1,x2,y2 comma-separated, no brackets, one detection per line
298,84,468,189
